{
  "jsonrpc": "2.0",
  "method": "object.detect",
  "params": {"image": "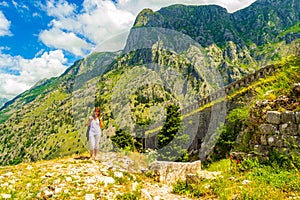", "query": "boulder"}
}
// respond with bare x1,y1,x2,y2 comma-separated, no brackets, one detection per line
147,160,201,184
